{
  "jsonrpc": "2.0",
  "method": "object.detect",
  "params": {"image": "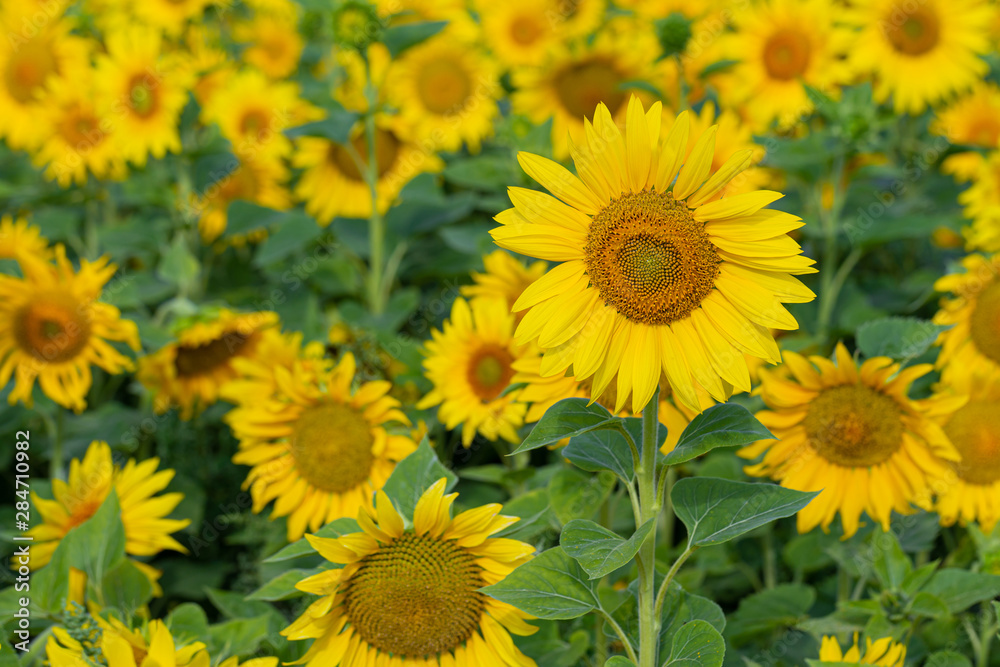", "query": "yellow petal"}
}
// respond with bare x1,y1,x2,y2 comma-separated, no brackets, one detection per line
673,125,717,200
